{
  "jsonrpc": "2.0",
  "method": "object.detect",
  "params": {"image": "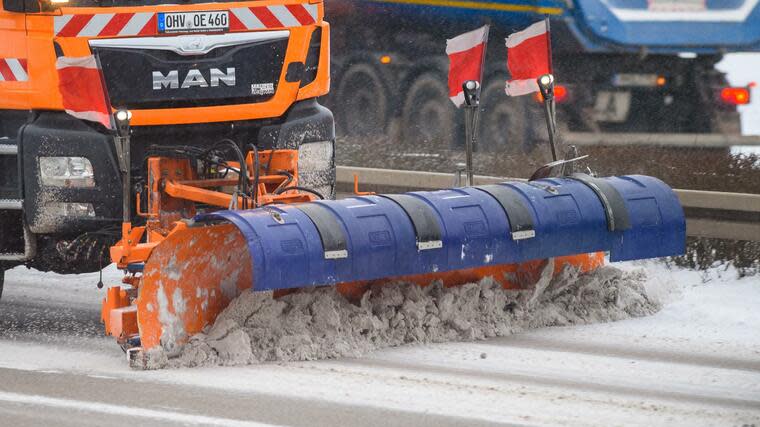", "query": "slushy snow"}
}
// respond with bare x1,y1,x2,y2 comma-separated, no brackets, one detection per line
145,262,659,369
